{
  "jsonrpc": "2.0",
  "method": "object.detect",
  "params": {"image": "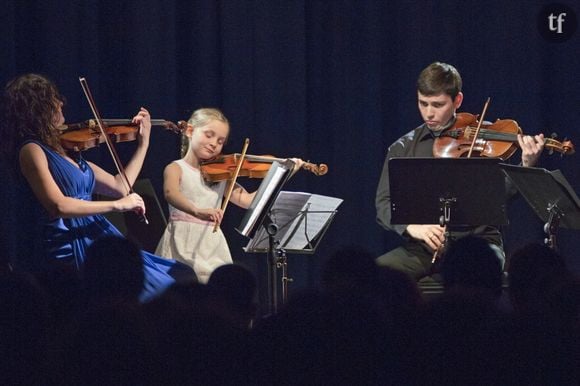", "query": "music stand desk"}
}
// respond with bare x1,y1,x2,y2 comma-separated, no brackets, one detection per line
500,164,580,229
388,157,508,226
